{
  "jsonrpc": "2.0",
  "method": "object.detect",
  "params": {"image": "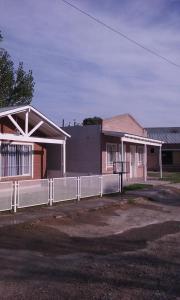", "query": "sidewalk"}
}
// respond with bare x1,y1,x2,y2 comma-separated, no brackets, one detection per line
0,195,124,227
